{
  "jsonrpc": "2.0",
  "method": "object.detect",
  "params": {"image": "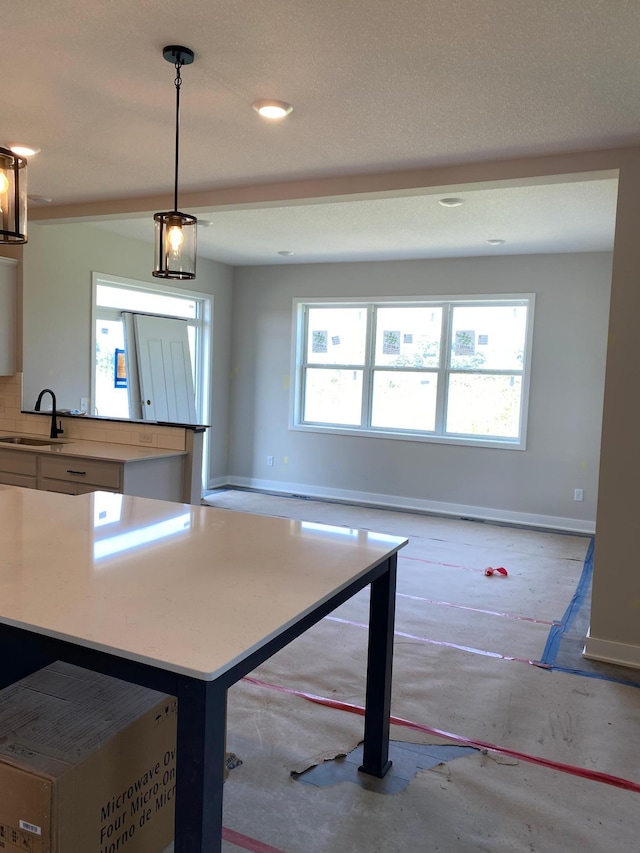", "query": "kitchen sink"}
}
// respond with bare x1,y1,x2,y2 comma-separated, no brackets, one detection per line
0,436,55,446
